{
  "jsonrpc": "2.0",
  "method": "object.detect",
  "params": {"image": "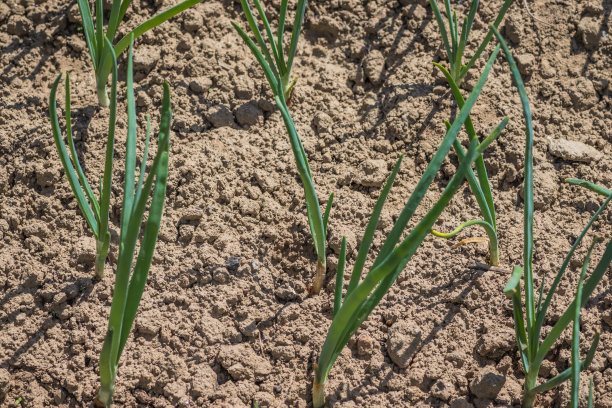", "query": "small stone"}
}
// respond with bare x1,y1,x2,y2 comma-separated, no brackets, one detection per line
450,398,474,408
164,381,187,404
548,138,603,163
387,320,422,368
136,318,160,336
182,9,202,32
569,77,599,110
516,53,535,77
226,256,241,271
363,50,385,86
356,159,388,187
67,3,81,23
235,101,263,127
212,267,230,283
313,112,333,134
274,283,298,301
431,379,454,402
357,333,373,357
206,105,234,128
258,98,276,112
133,90,150,109
7,15,32,36
217,344,272,381
577,16,601,50
504,14,523,44
227,363,250,381
74,237,96,264
179,208,203,222
191,365,217,398
470,368,505,400
189,77,212,94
